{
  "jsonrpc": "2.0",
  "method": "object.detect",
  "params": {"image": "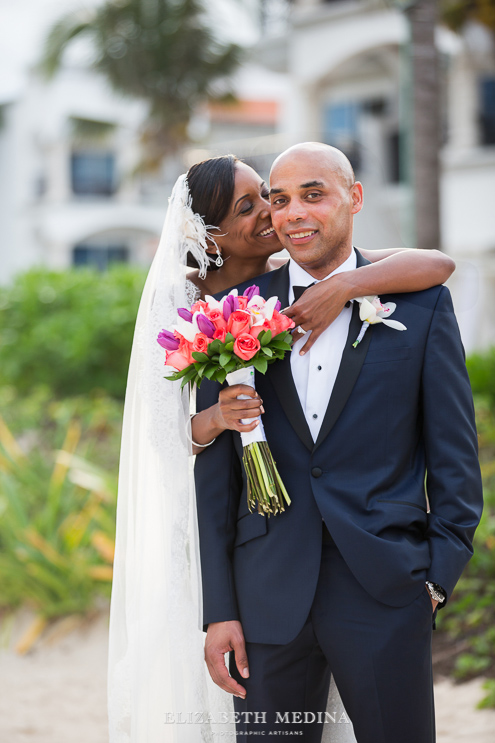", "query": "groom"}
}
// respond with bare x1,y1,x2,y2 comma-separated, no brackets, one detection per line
194,143,483,742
